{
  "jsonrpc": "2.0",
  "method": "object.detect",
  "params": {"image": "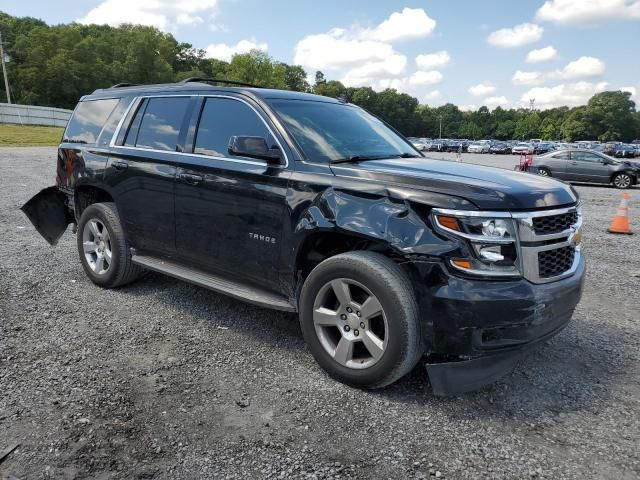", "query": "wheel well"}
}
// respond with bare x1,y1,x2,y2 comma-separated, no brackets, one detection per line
296,232,394,282
74,186,114,220
611,171,637,184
